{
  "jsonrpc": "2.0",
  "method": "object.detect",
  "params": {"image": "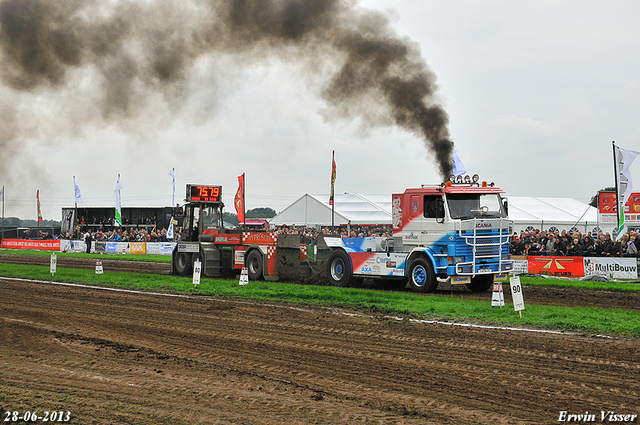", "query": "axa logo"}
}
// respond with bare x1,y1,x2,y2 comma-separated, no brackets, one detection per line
361,266,373,273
